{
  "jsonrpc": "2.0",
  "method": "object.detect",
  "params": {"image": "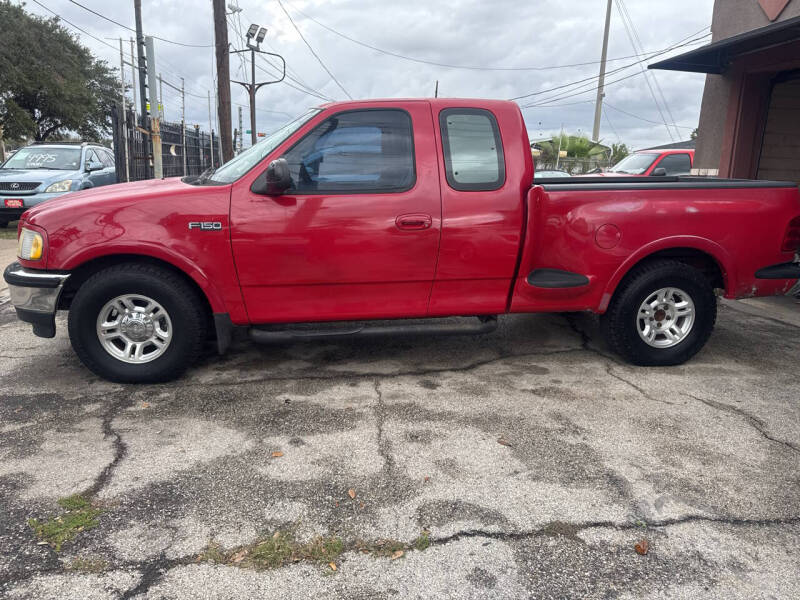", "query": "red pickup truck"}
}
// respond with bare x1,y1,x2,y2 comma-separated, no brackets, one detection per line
4,99,800,383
